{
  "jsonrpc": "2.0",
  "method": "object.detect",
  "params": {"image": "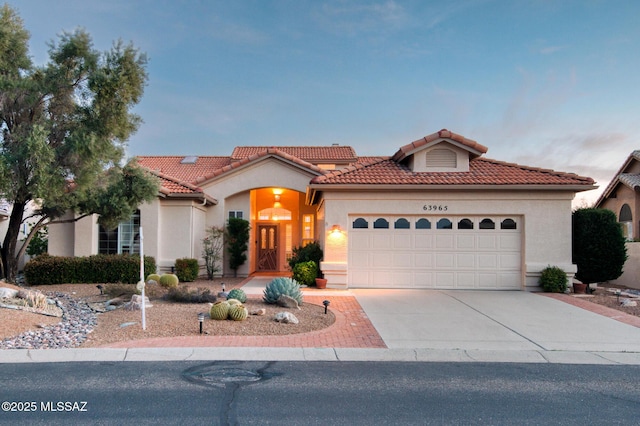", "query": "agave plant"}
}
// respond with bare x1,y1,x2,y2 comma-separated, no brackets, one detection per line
263,277,303,305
